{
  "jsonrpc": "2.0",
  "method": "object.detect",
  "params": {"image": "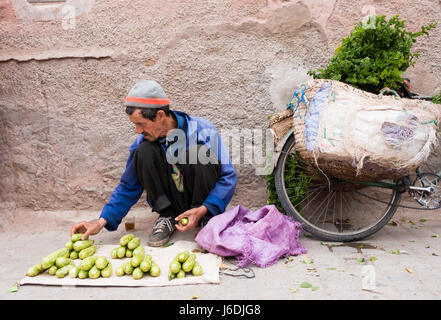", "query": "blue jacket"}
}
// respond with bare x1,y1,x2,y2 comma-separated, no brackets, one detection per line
100,110,237,231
